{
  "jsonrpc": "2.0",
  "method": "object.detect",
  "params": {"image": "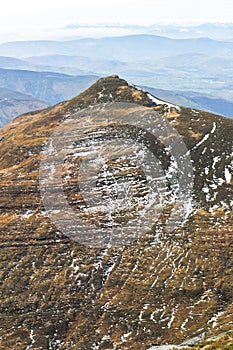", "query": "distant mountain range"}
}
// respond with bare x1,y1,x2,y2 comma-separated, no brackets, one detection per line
0,34,233,104
60,22,233,41
0,35,231,60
